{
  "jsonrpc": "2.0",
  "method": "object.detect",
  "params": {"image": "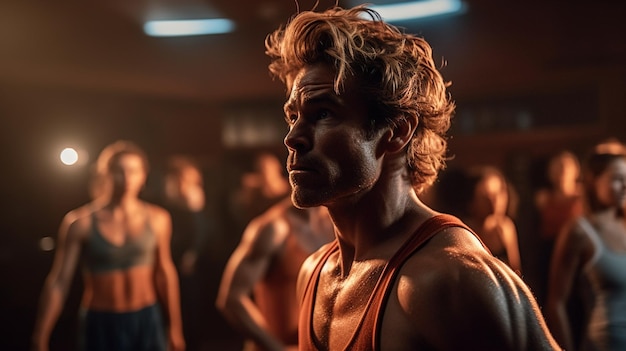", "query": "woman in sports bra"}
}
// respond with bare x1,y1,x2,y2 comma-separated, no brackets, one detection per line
547,139,626,351
31,140,185,351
